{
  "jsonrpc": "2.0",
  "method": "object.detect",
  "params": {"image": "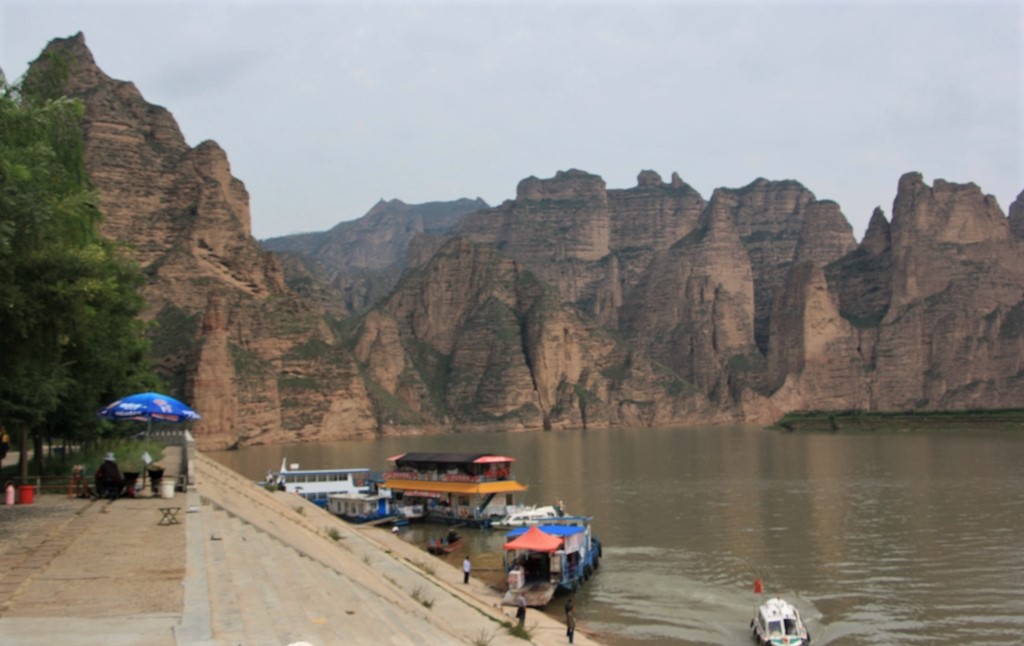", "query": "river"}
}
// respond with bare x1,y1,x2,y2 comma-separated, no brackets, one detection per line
207,425,1024,645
